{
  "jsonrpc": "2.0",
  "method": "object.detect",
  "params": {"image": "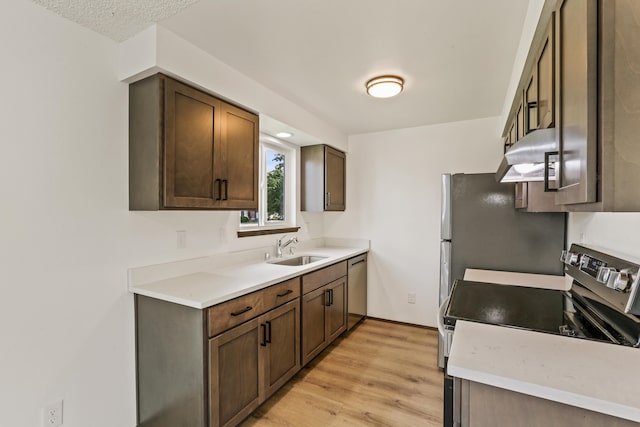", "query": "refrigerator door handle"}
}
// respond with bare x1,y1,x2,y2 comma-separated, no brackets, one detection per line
437,296,450,337
440,241,452,305
441,174,452,240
